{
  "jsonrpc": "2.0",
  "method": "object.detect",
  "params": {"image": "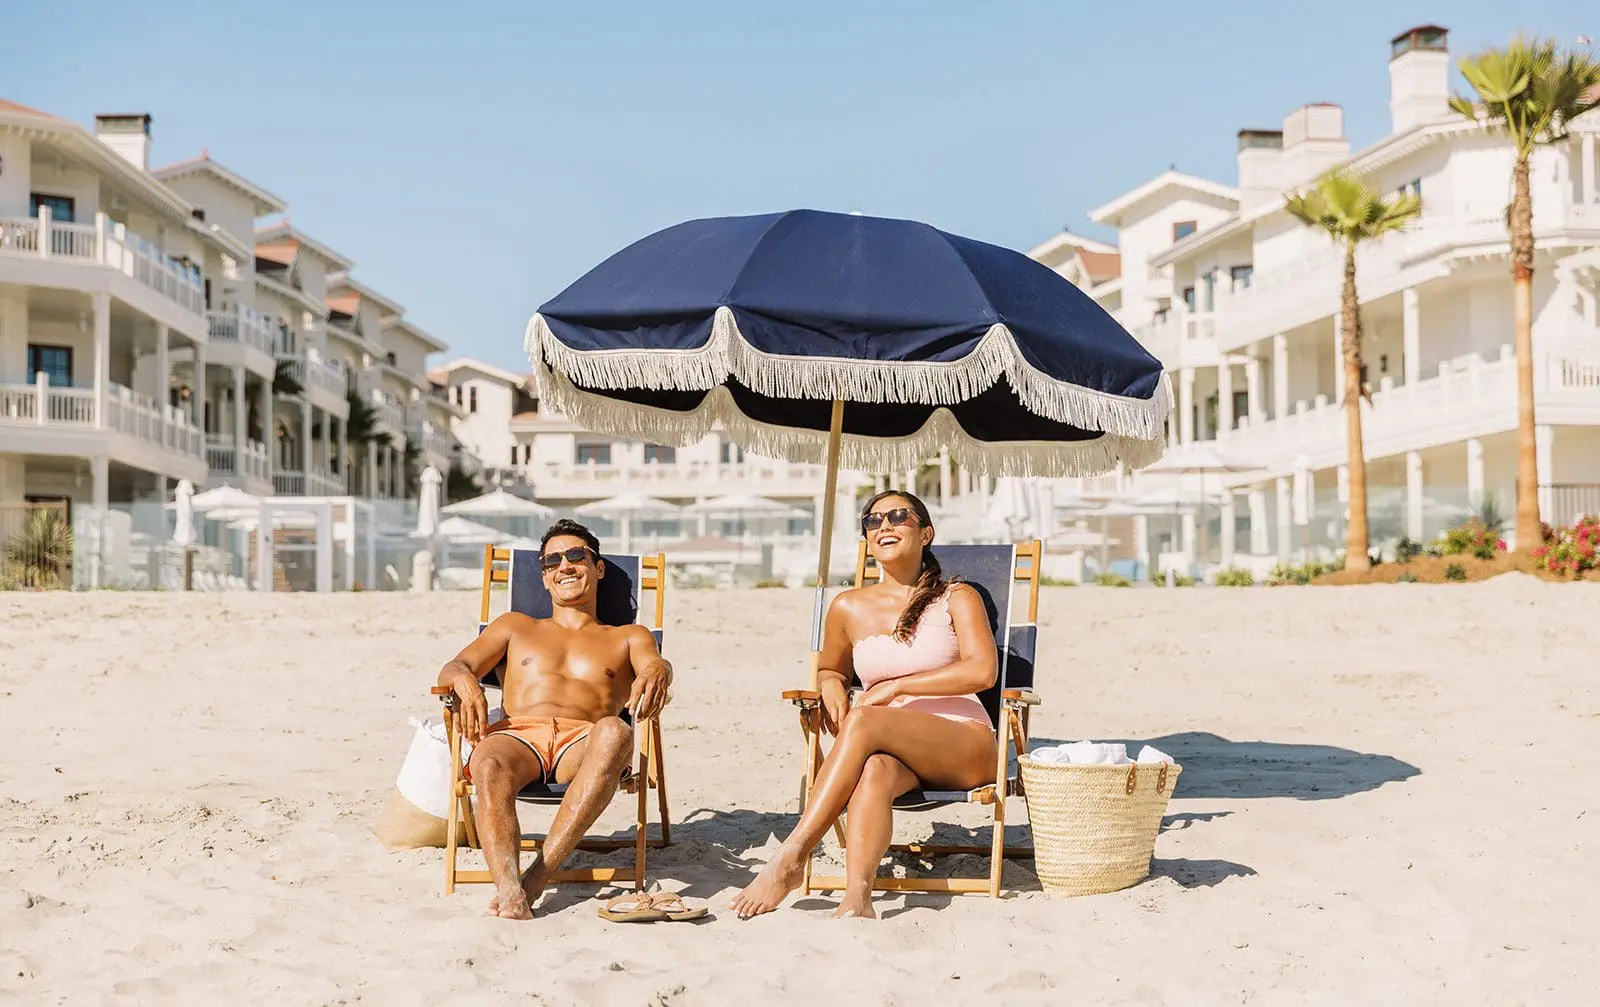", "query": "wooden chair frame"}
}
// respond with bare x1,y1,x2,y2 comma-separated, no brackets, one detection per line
783,539,1042,897
430,544,672,895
